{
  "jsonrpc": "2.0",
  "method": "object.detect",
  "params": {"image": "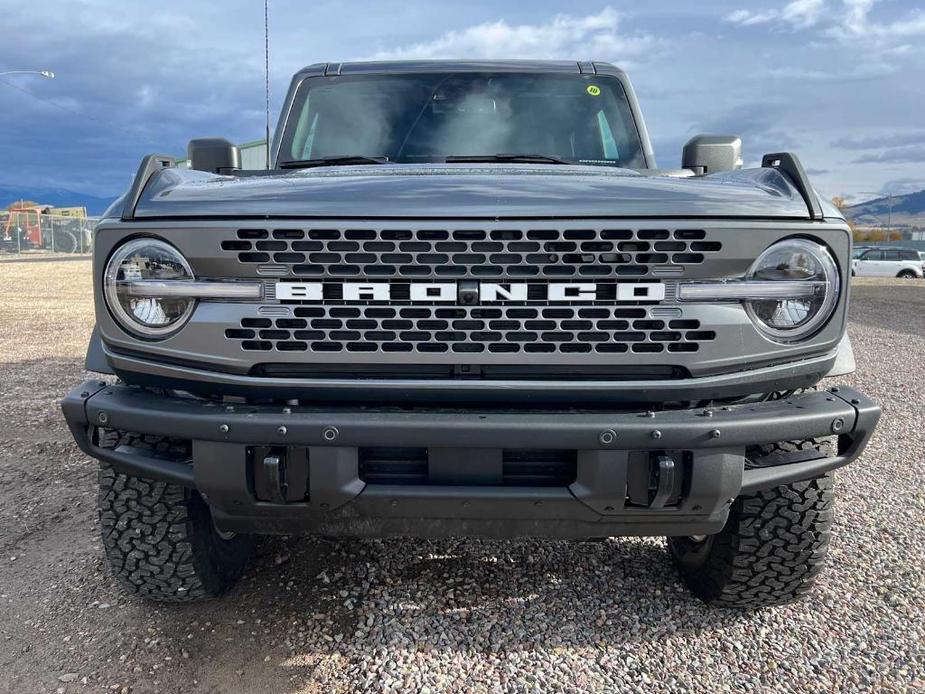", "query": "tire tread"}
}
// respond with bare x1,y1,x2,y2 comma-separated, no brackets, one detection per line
670,438,835,608
97,431,251,603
